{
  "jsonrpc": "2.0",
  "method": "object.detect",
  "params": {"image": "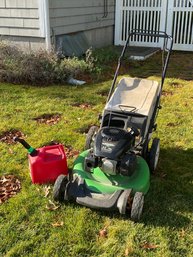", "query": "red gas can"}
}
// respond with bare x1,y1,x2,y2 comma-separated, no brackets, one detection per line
28,144,68,184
